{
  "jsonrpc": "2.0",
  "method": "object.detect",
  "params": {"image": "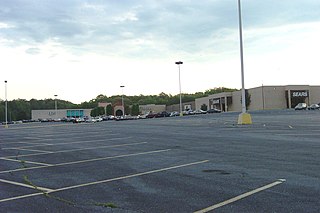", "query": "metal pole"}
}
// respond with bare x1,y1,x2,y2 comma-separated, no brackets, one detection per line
179,65,182,116
4,80,8,128
175,61,183,116
120,86,125,116
54,94,58,119
238,0,246,114
262,84,265,110
237,0,252,125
